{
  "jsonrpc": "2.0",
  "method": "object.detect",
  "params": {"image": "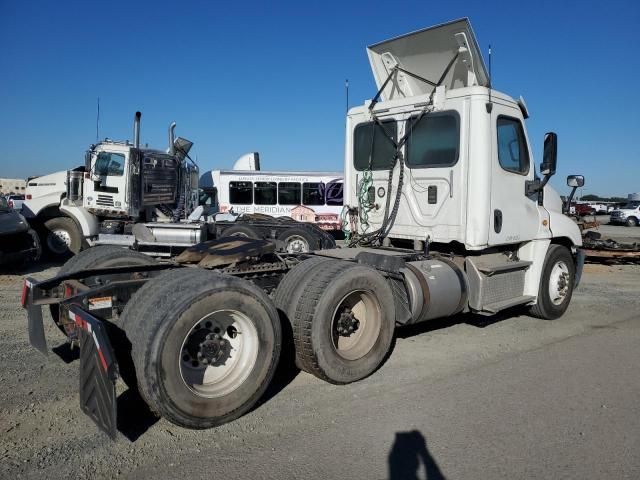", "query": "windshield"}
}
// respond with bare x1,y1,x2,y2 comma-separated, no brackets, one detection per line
622,201,640,209
94,152,125,176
